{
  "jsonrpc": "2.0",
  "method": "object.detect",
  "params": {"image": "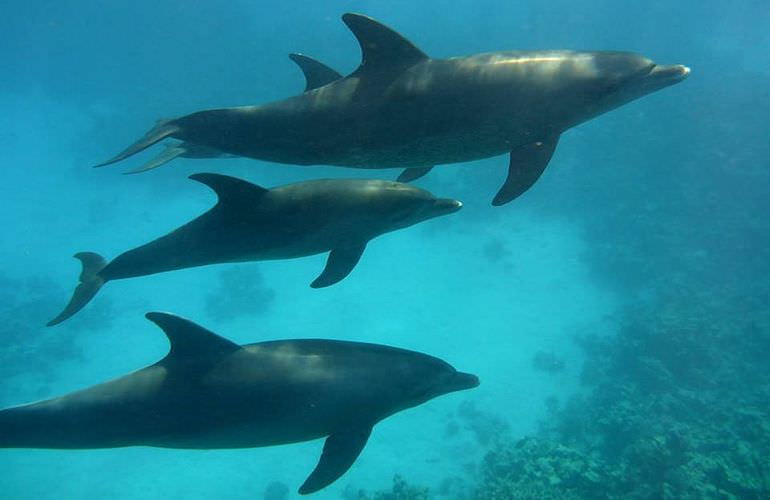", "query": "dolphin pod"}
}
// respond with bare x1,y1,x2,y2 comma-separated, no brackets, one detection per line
1,313,480,494
46,174,461,326
93,13,689,205
7,11,691,496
